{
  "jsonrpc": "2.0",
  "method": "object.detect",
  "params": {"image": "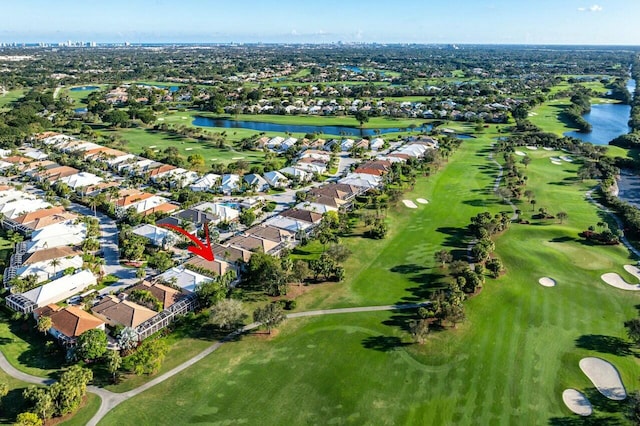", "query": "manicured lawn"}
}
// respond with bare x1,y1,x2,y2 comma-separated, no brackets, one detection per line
99,127,269,170
0,311,64,379
0,369,32,424
100,131,640,425
61,85,106,109
58,393,101,426
0,89,25,110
